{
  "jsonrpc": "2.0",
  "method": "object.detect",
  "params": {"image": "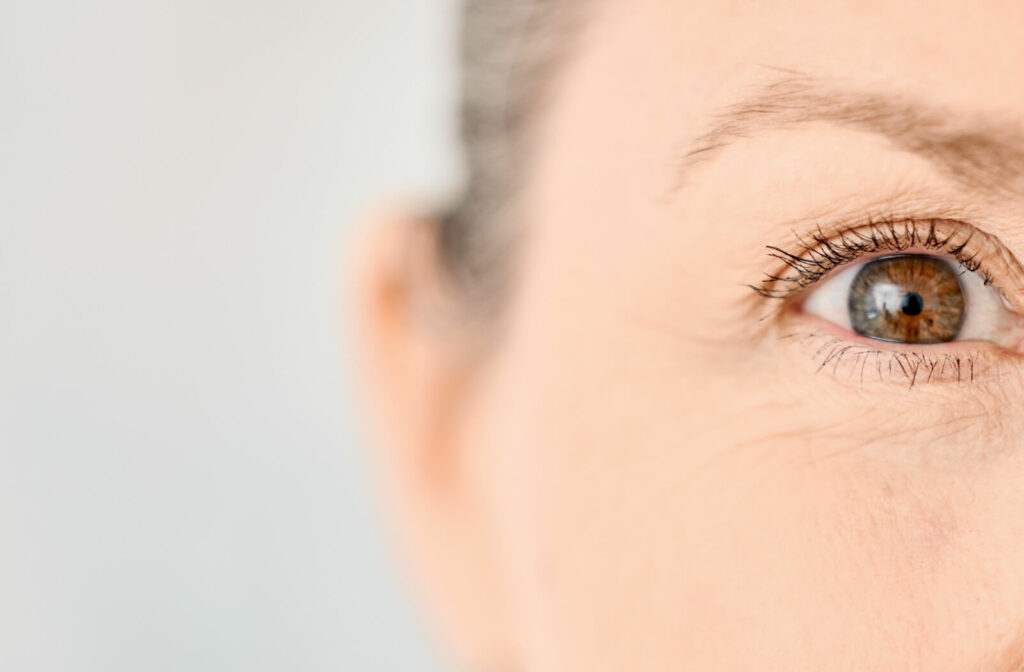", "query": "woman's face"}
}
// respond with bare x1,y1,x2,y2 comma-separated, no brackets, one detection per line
359,1,1024,670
